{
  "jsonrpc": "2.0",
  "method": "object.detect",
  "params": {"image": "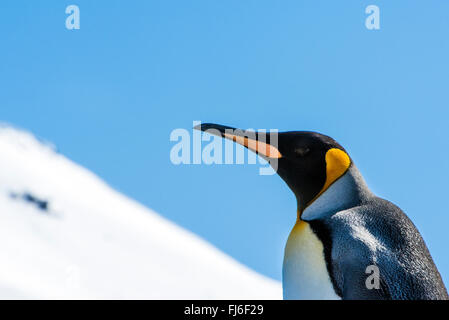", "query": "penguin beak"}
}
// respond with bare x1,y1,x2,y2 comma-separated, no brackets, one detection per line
193,123,282,159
